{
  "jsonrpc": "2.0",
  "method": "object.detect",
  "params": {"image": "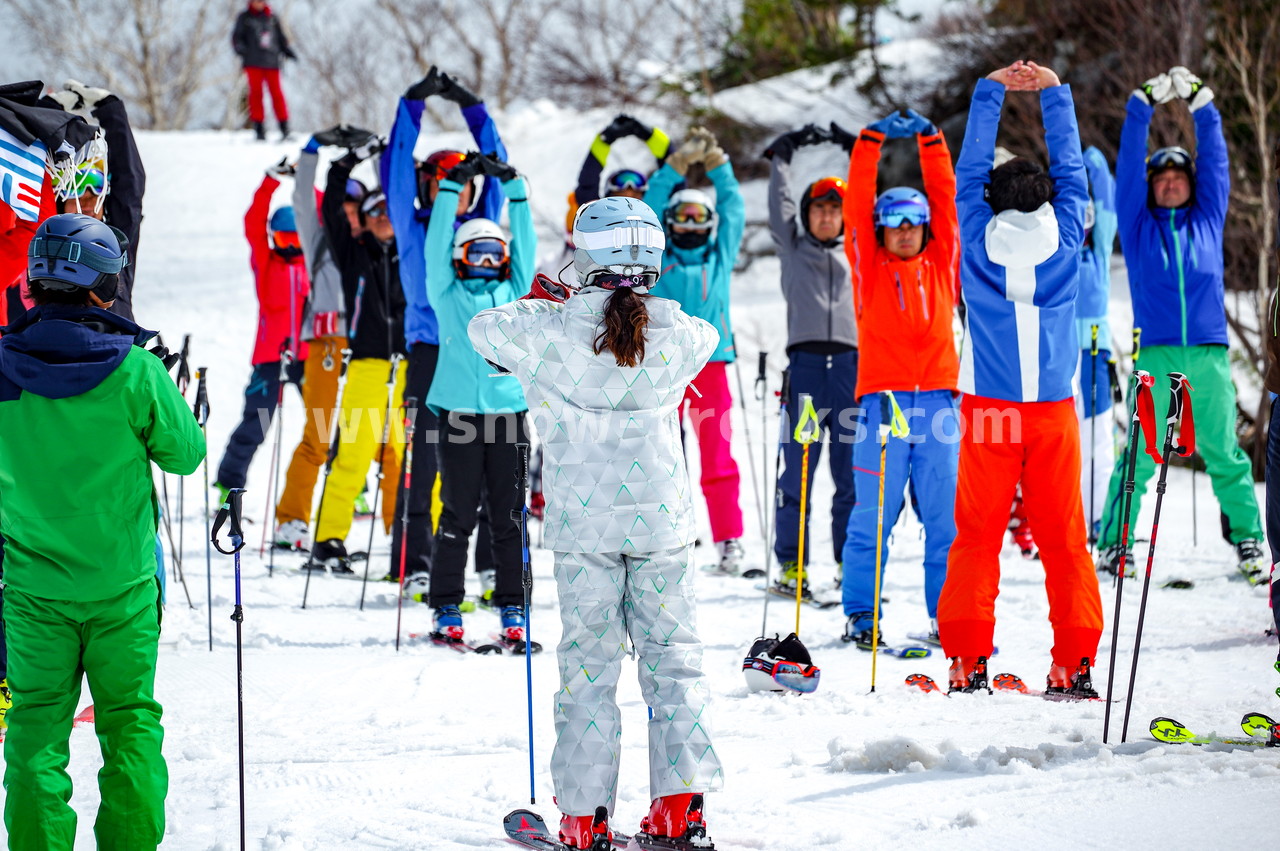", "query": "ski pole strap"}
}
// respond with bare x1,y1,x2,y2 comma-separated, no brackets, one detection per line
794,393,821,445
1166,372,1195,458
878,390,909,442
193,367,210,426
177,334,191,394
1090,324,1099,358
211,488,247,555
755,352,767,401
